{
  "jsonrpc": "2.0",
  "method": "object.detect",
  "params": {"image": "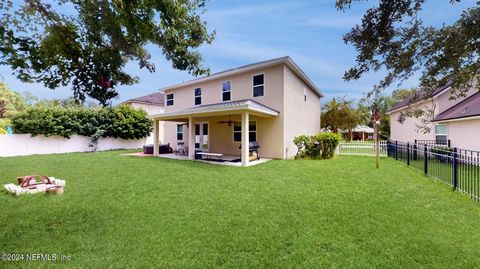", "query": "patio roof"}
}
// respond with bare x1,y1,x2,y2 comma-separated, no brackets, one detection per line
149,99,280,121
